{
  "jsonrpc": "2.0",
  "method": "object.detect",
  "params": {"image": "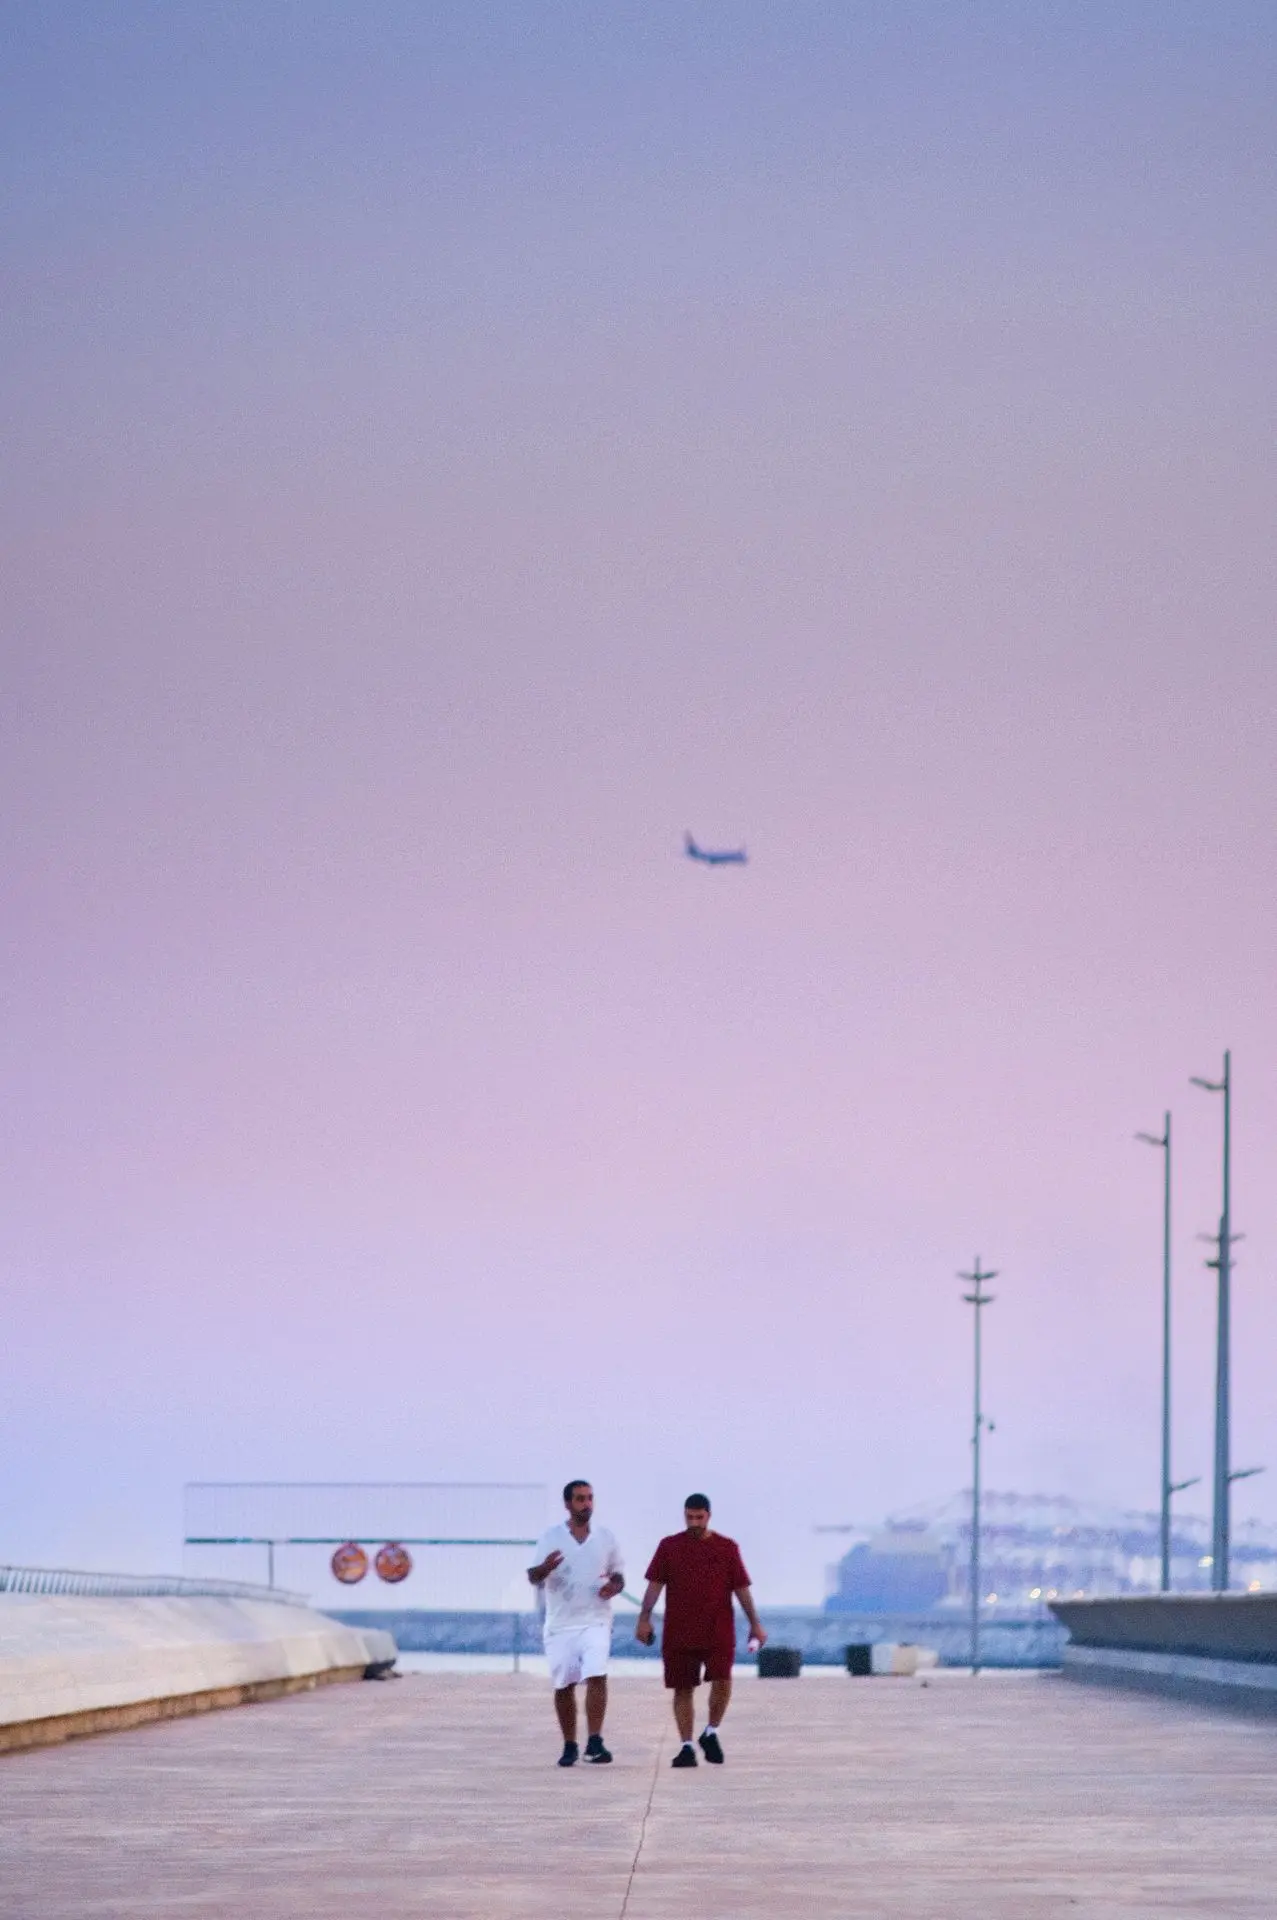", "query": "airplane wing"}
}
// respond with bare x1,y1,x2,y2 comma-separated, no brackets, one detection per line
685,836,747,865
